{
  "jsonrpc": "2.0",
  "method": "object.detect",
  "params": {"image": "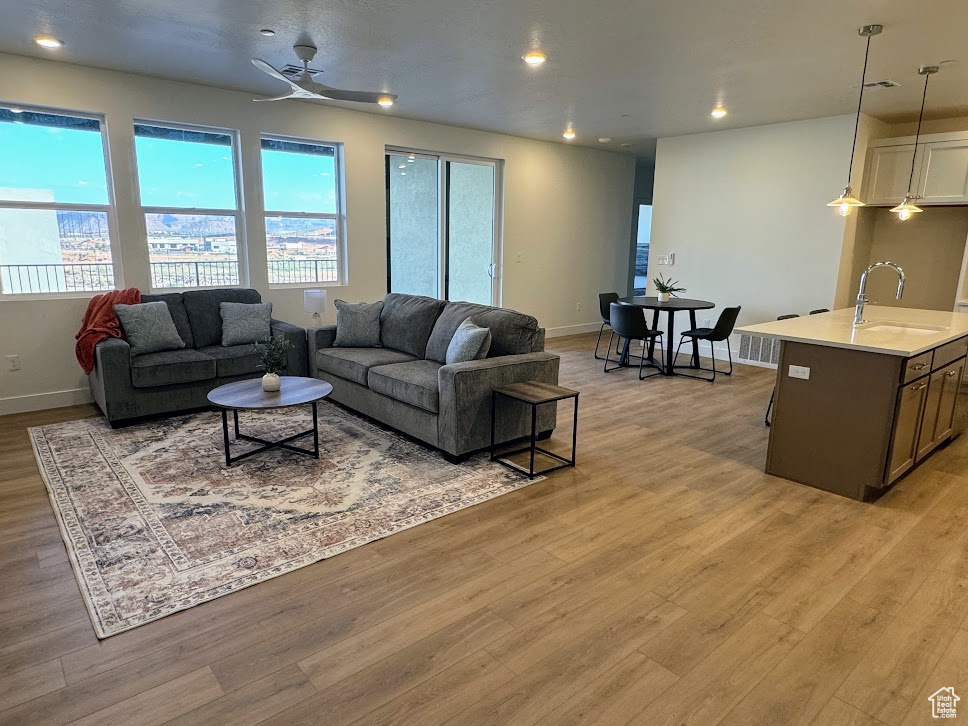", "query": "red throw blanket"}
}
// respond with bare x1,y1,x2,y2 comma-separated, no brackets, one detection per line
75,288,141,374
